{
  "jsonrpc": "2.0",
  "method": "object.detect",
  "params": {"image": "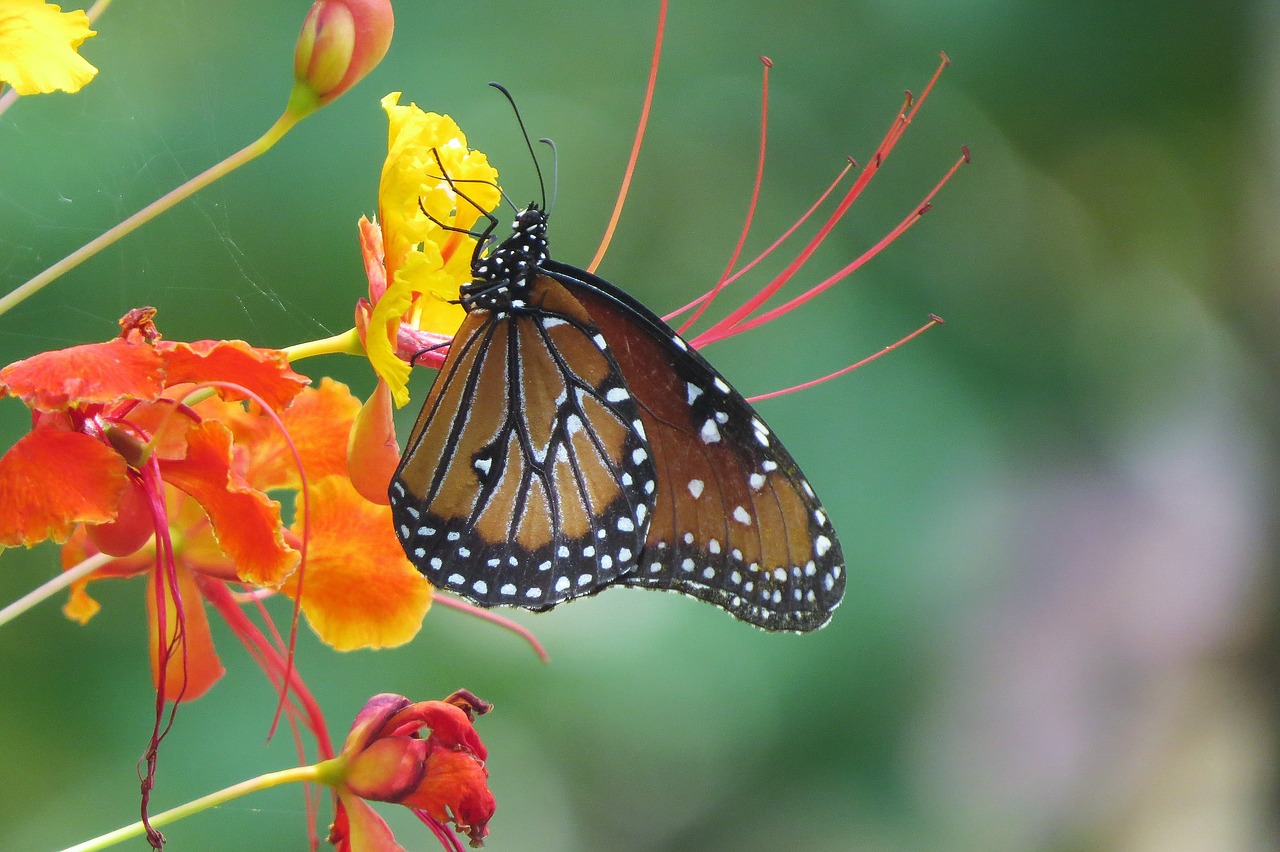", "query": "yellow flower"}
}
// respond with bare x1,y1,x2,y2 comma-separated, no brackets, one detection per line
0,0,98,95
363,92,500,407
